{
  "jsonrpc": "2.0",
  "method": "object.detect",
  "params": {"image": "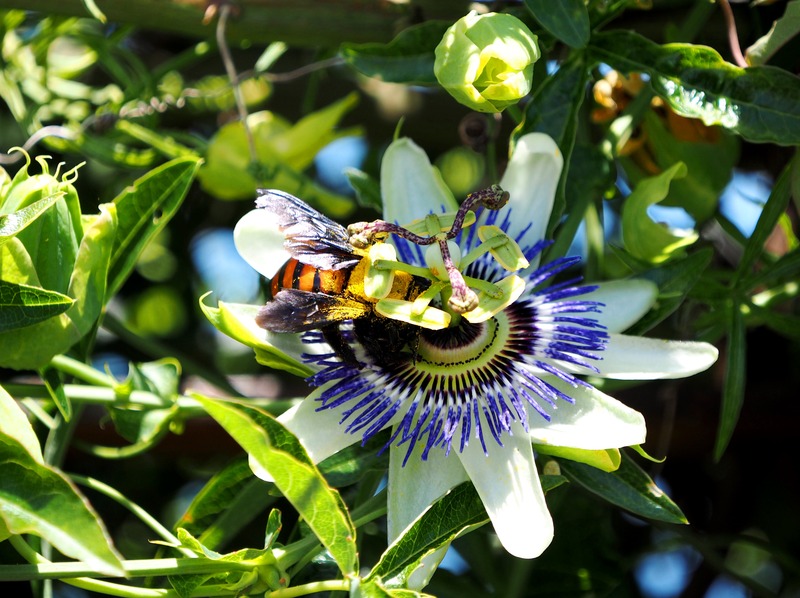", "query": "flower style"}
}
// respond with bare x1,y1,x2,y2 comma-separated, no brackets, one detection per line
232,133,718,566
